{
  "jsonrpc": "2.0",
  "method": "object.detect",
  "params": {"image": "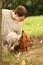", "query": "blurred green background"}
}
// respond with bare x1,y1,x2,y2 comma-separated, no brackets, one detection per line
2,0,43,16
